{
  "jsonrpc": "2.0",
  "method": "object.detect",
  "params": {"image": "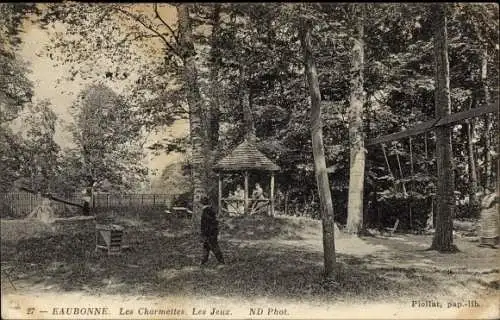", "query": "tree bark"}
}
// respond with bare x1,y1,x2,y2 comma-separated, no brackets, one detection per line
346,5,366,235
430,4,457,252
466,94,479,214
208,4,221,148
178,5,209,233
240,67,256,140
206,4,222,213
243,89,255,140
481,48,493,189
299,18,337,278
